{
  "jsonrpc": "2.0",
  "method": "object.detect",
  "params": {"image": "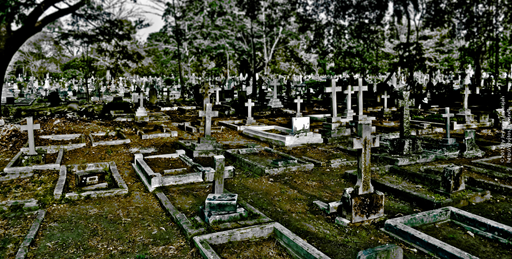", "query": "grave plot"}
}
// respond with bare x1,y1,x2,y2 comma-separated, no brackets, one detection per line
29,195,194,258
130,141,182,155
193,222,330,259
89,130,130,147
56,162,128,200
135,123,177,139
346,165,491,209
0,209,46,259
3,148,63,174
226,147,314,175
473,155,512,174
243,125,323,146
383,206,512,259
35,133,86,151
133,151,221,191
158,184,271,235
224,167,430,259
0,169,59,208
279,145,356,167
